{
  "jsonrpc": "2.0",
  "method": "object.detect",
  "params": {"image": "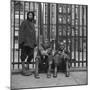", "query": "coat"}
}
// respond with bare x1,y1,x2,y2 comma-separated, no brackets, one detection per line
19,20,36,48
